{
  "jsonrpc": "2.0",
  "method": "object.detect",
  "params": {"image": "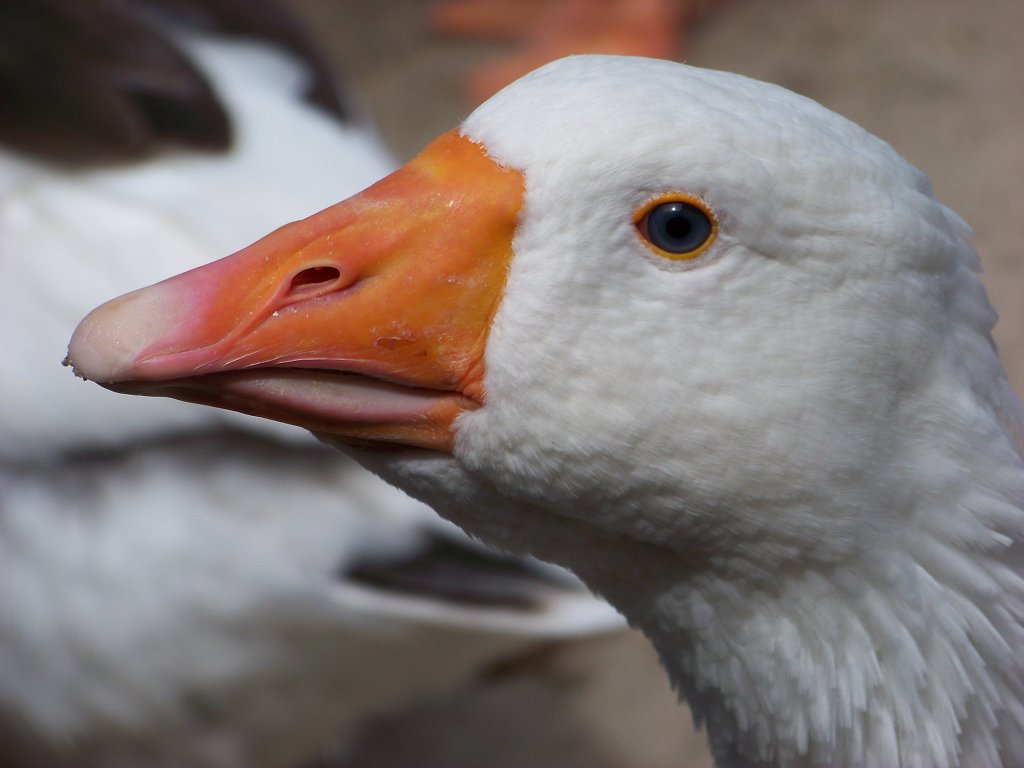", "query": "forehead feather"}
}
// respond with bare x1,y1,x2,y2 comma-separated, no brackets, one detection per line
460,55,975,277
461,55,924,196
